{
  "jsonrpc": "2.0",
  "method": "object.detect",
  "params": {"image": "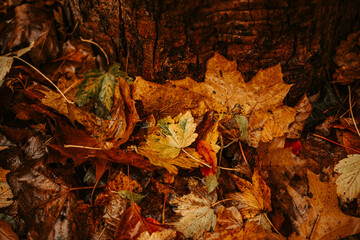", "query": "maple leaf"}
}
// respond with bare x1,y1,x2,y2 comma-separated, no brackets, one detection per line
138,111,207,174
76,63,120,119
334,154,360,202
168,180,217,239
287,169,360,239
227,170,272,219
147,111,198,158
133,53,296,147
